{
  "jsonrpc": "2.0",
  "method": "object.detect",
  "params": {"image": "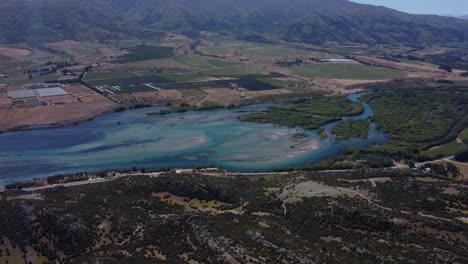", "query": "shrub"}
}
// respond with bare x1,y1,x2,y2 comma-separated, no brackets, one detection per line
454,150,468,162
